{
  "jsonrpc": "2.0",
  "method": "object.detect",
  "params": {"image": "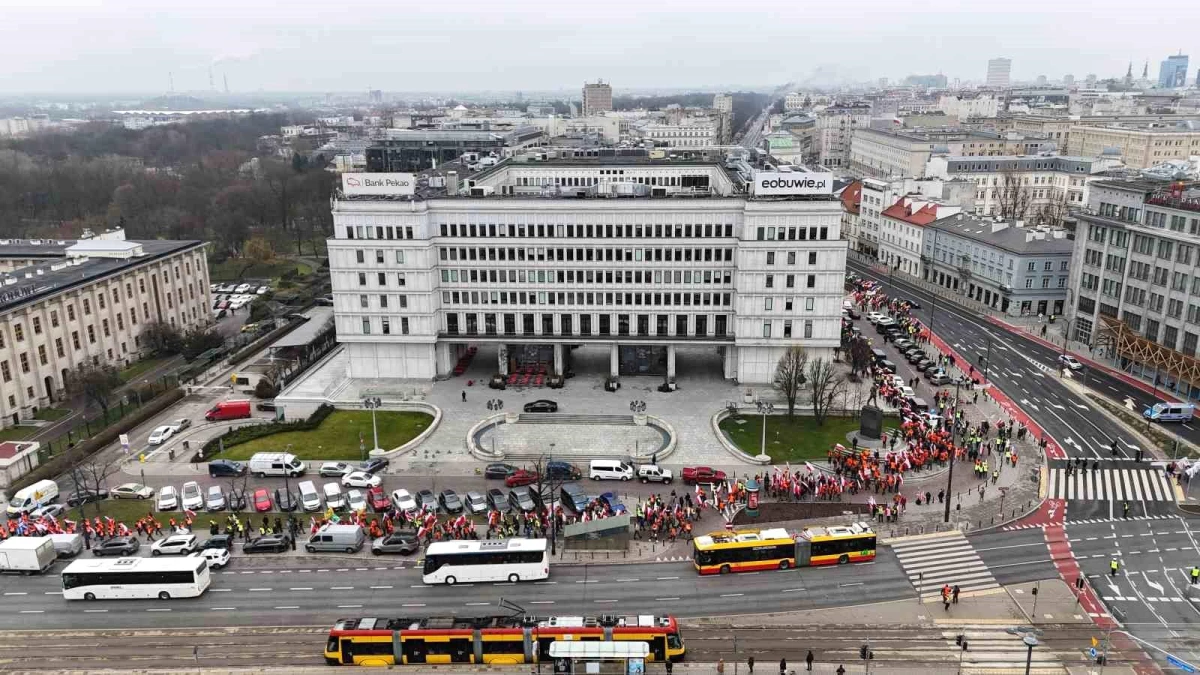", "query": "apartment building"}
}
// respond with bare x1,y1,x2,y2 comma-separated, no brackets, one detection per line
327,155,845,385
582,81,613,117
878,197,961,279
639,119,720,148
847,128,1050,179
1066,123,1200,170
816,103,873,169
924,154,1123,217
923,215,1072,316
0,237,210,427
839,181,863,254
